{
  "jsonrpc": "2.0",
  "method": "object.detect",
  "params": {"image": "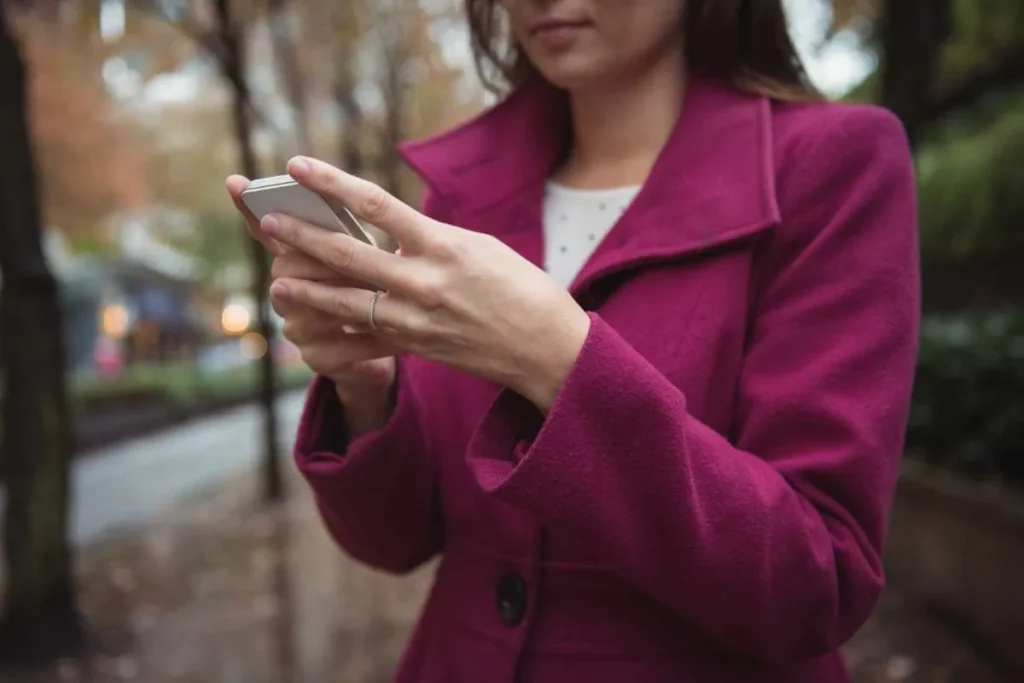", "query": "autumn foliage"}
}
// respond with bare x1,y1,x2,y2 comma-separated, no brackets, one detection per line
17,15,150,245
